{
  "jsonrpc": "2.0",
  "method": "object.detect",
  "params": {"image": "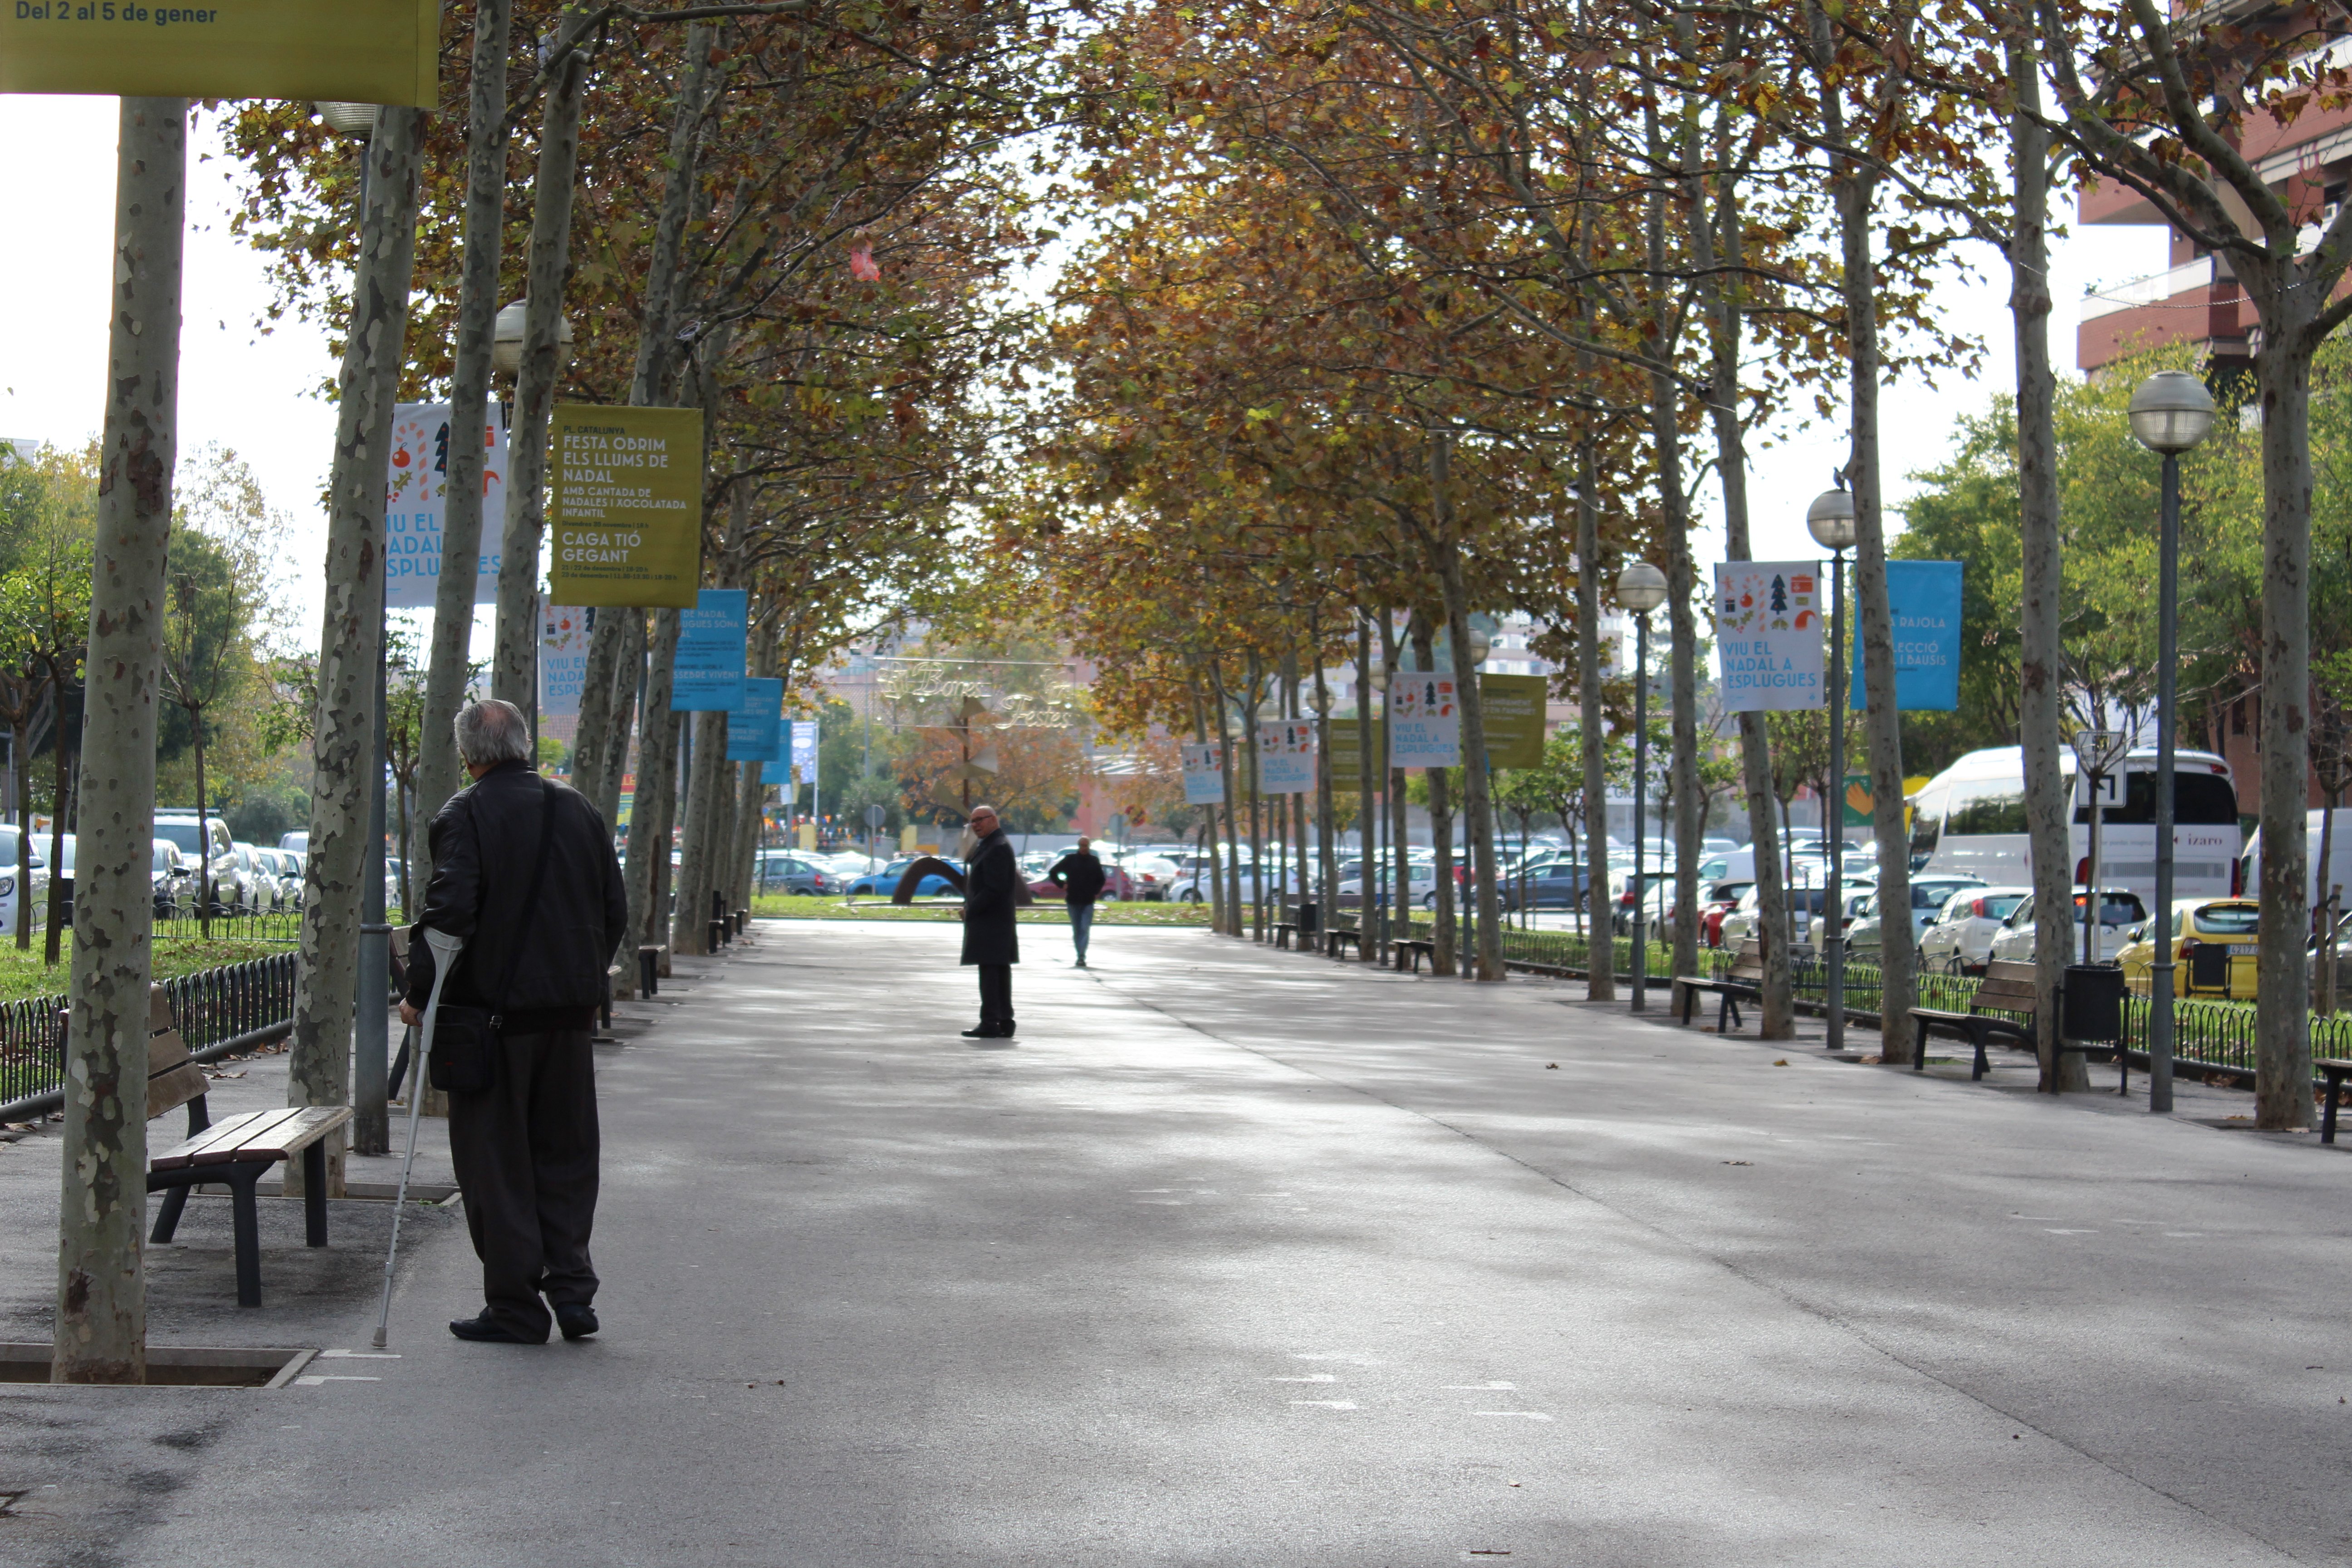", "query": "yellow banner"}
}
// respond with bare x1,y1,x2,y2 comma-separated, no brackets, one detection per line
0,0,440,105
1327,719,1383,787
1479,673,1550,769
546,404,705,609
